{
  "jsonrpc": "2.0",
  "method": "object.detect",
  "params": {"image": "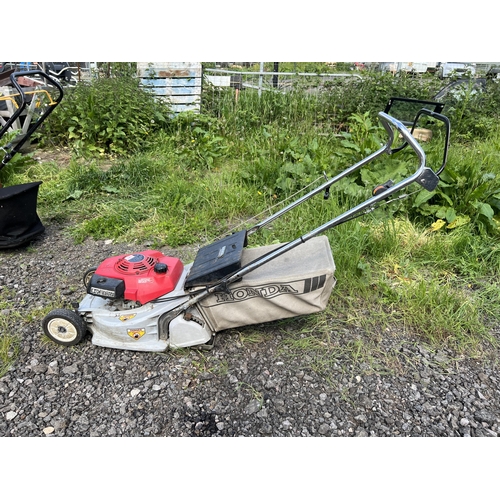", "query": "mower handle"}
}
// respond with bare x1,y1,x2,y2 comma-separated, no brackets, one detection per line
216,112,442,287
387,107,450,178
378,111,440,191
0,70,64,168
248,111,432,236
378,111,425,160
167,111,451,314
